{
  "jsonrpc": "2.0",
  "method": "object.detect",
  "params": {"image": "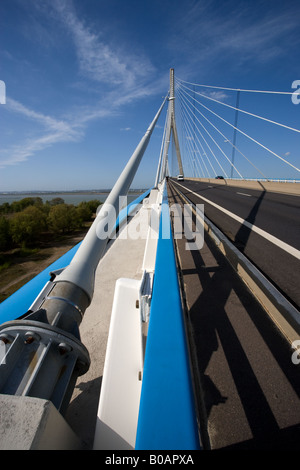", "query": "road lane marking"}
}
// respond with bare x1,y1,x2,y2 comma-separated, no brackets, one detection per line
176,182,300,260
237,192,251,197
